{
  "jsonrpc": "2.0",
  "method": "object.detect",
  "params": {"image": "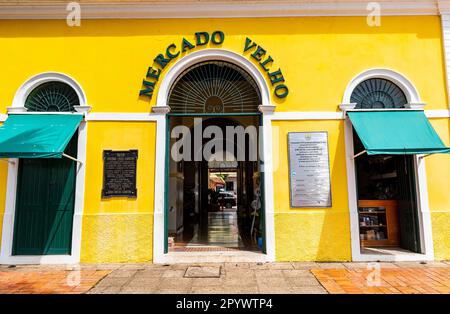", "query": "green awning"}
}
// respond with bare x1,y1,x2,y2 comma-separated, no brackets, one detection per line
0,114,82,158
348,110,450,155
